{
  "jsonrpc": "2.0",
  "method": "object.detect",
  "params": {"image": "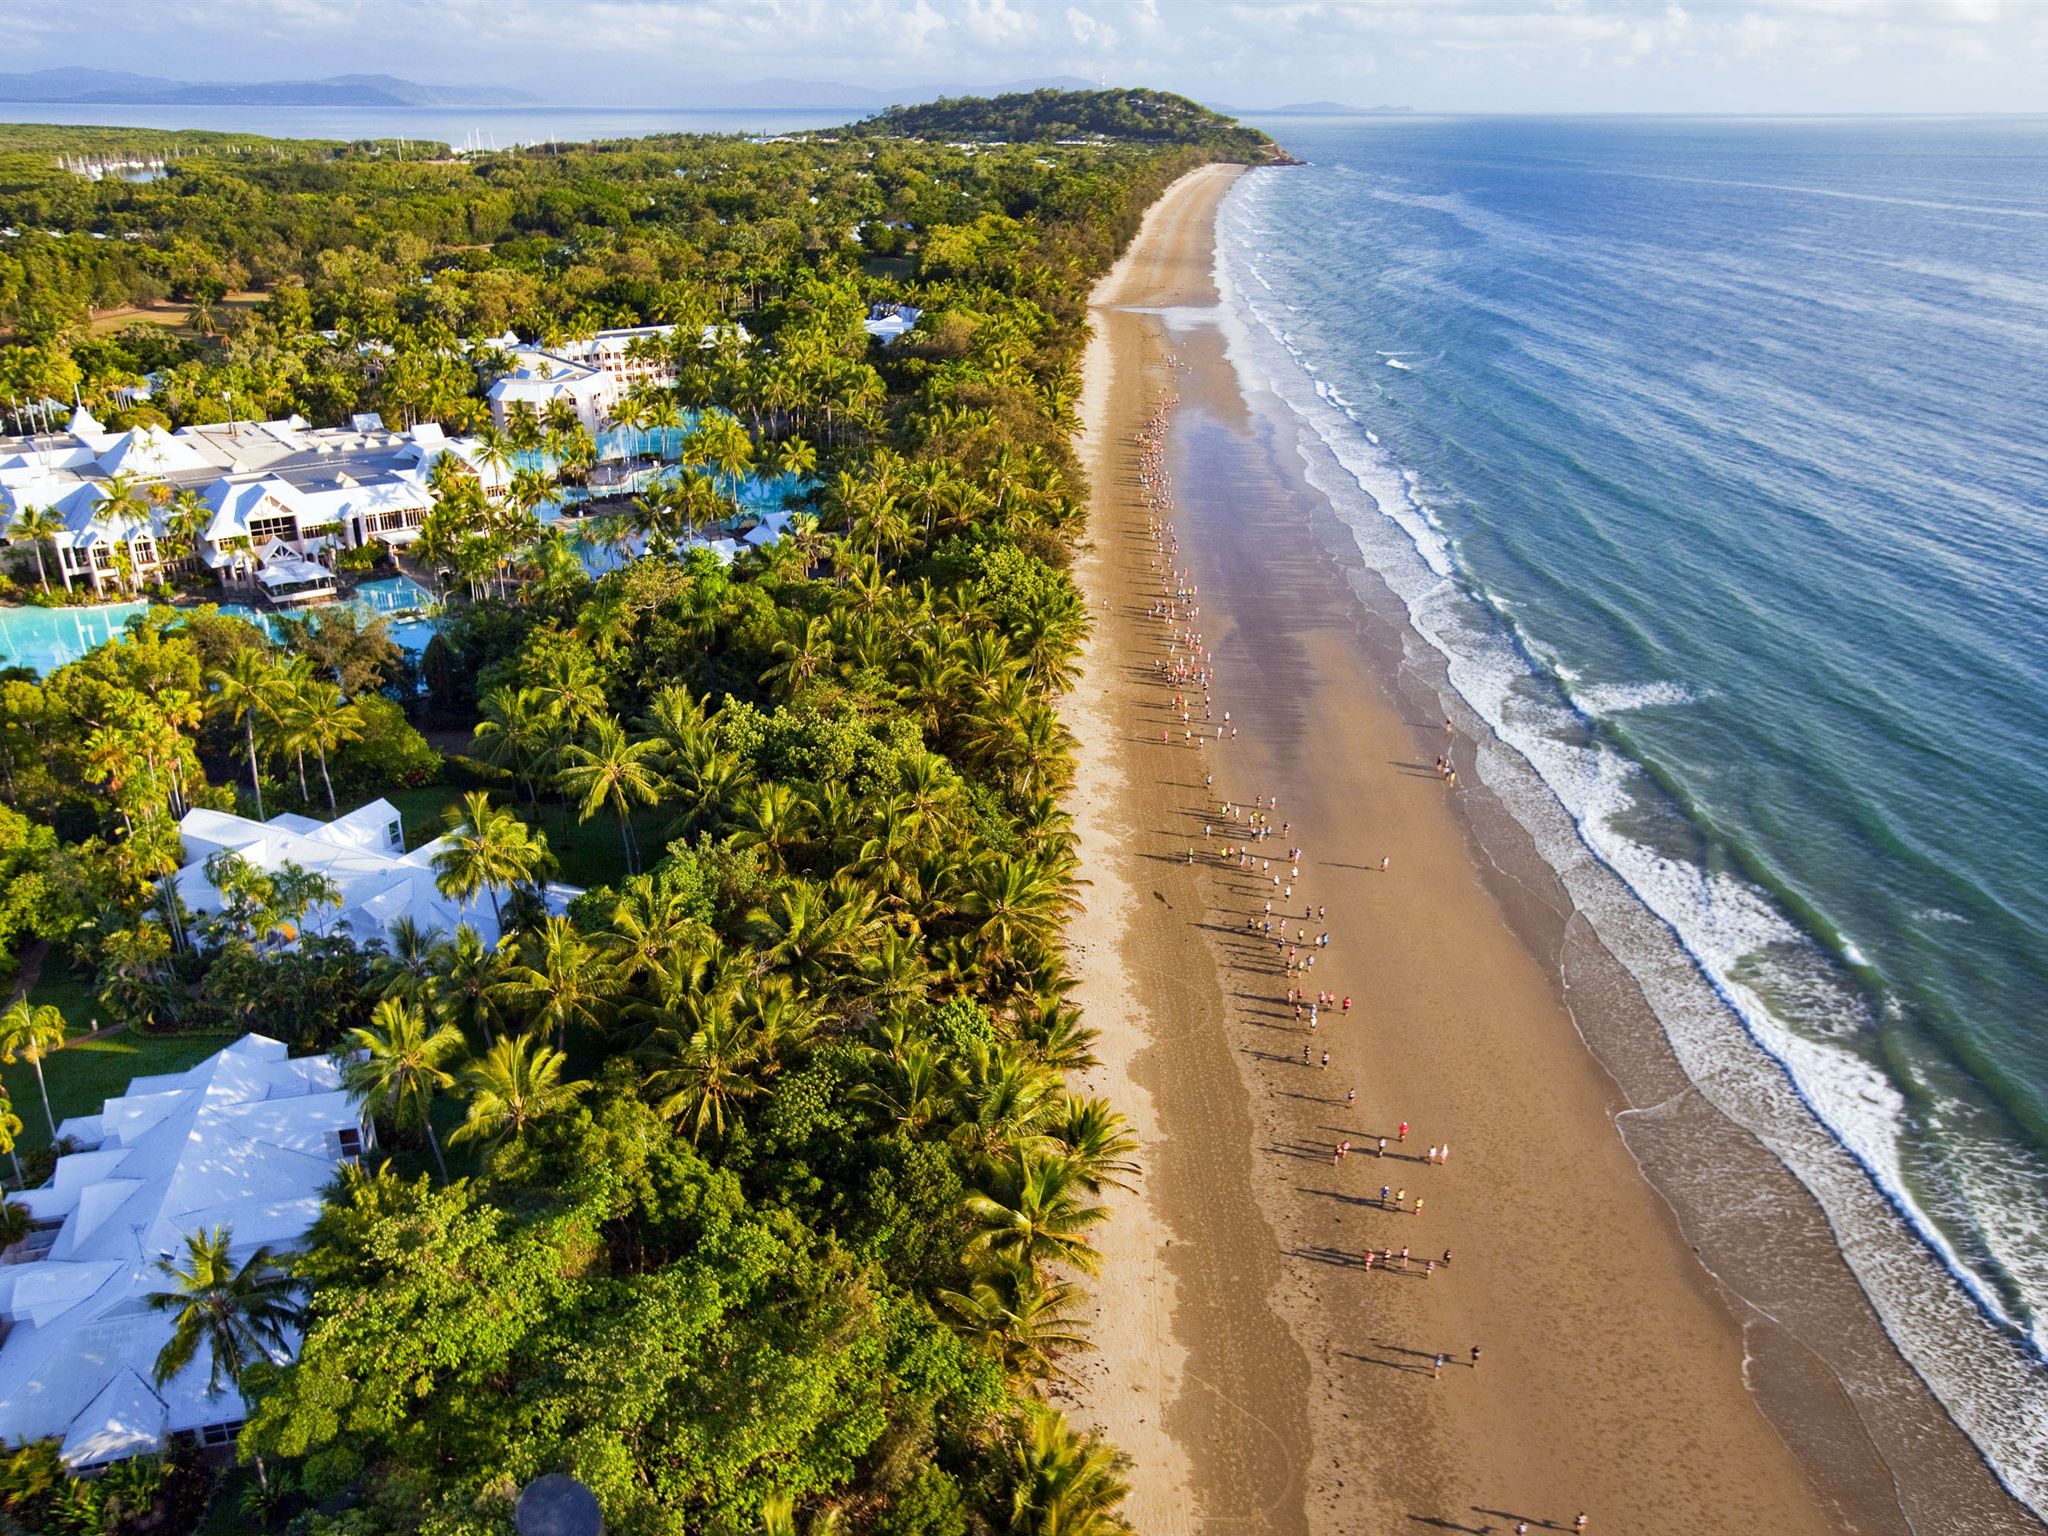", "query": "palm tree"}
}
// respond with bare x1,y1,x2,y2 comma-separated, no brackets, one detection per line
726,781,812,875
939,1259,1095,1384
0,1088,25,1188
962,1148,1108,1277
206,648,276,820
431,791,545,939
8,504,64,592
759,615,834,698
426,923,508,1043
144,1224,305,1400
376,914,437,1001
853,1039,955,1135
642,991,776,1144
494,915,612,1048
473,685,554,805
1052,1097,1139,1194
450,1033,586,1155
0,1001,66,1142
341,997,463,1181
963,854,1078,974
1004,1407,1131,1536
259,658,318,803
289,679,364,813
597,878,698,994
164,487,211,567
556,715,665,875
